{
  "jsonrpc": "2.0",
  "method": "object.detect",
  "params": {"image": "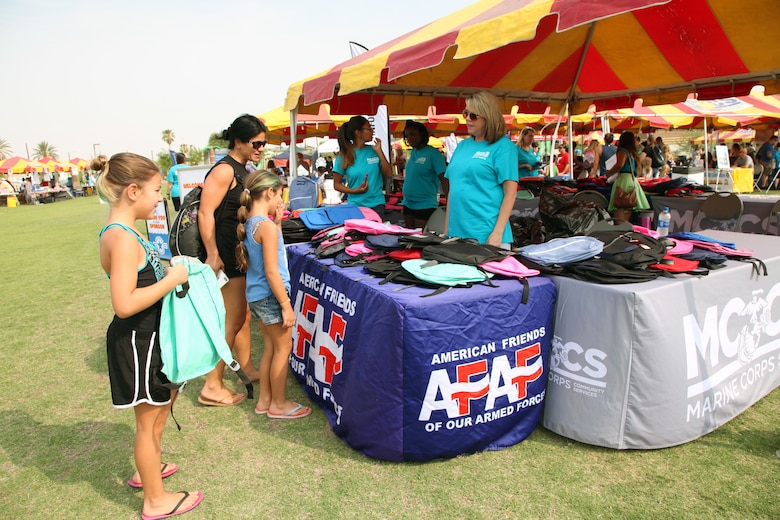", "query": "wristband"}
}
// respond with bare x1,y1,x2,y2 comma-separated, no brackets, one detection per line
280,298,290,305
